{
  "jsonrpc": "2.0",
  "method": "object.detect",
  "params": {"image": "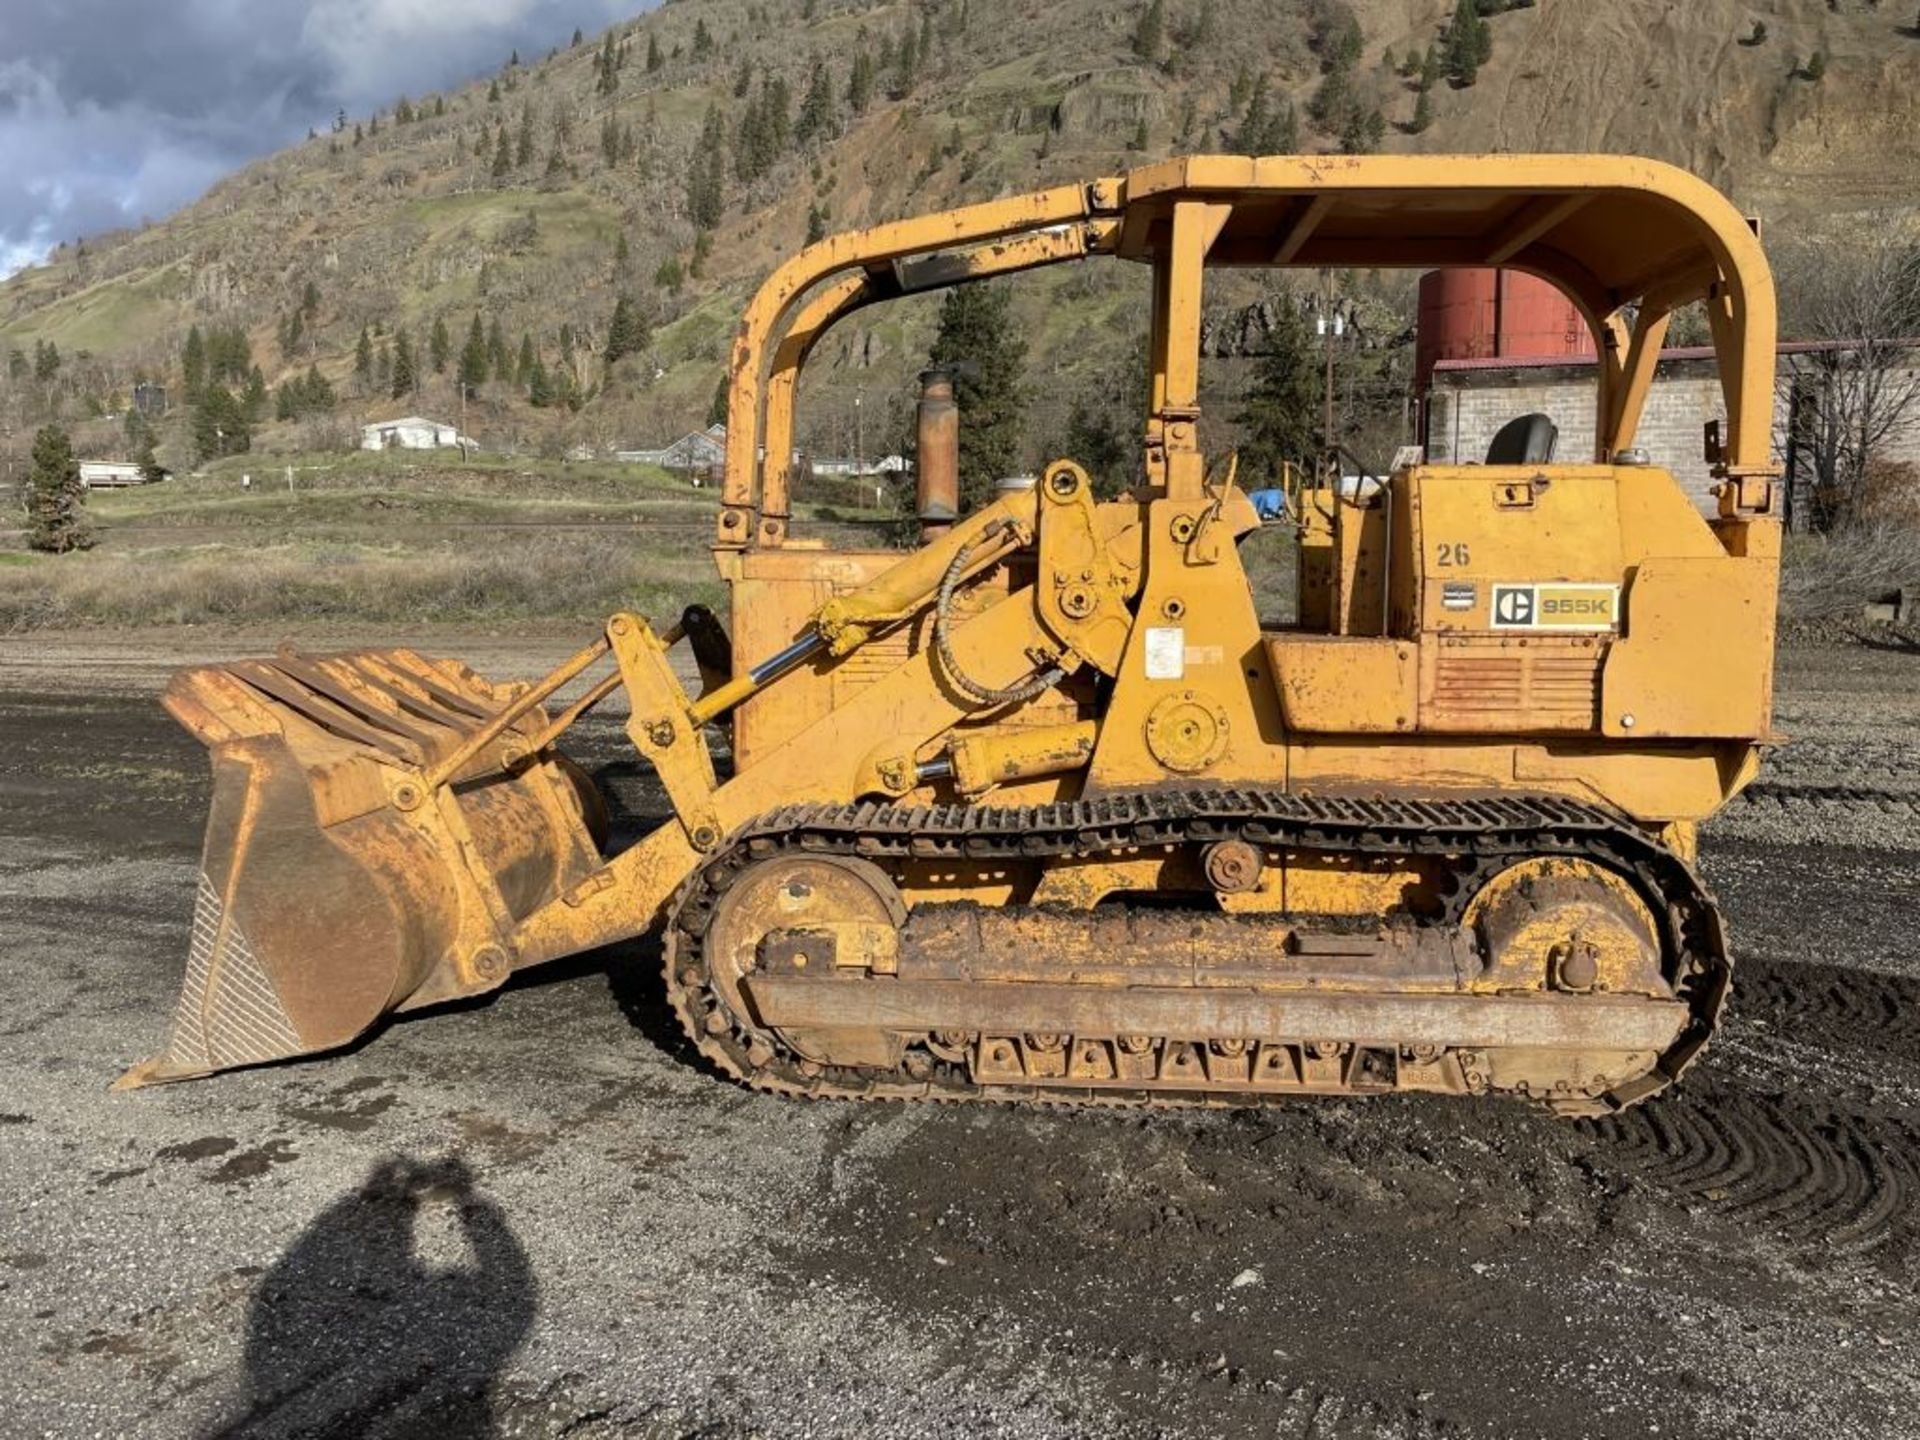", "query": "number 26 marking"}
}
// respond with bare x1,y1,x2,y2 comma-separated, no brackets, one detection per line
1436,542,1471,567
